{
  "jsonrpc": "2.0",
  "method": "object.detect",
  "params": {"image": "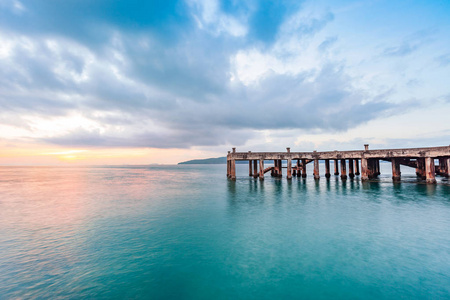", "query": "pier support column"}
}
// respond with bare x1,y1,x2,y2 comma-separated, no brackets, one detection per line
249,160,252,177
278,160,283,177
416,158,426,179
361,158,369,181
286,148,291,179
287,158,292,179
445,158,450,177
368,159,377,179
355,159,360,176
253,160,259,178
287,158,292,180
259,159,265,181
273,160,277,177
391,158,401,182
314,159,320,180
438,158,449,177
296,160,301,177
230,159,236,180
340,159,347,180
334,159,339,175
376,159,381,176
425,157,436,184
348,159,355,179
325,159,331,178
302,159,307,178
